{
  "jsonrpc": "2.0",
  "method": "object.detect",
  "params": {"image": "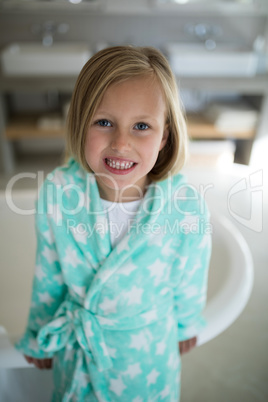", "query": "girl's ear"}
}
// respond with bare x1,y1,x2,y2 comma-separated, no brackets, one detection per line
159,124,169,151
